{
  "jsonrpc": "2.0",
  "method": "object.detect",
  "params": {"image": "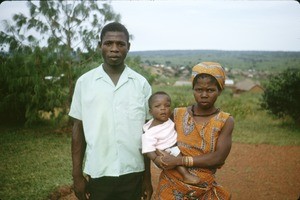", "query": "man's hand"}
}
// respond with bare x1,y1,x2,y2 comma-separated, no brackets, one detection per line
73,175,89,200
142,177,153,200
141,175,153,200
142,155,153,200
